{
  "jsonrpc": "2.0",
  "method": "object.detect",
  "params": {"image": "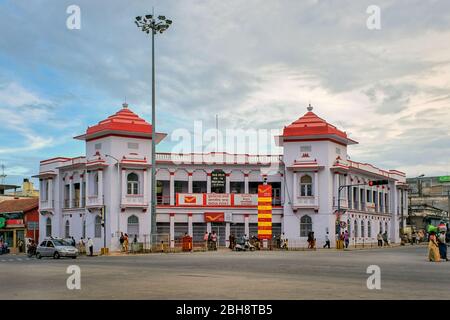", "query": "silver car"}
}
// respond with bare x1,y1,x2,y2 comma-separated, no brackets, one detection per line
36,238,78,259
